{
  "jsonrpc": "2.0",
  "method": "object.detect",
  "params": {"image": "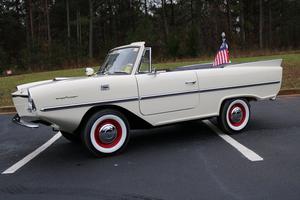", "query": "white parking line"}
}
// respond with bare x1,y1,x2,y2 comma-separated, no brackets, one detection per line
203,120,263,162
2,132,62,174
